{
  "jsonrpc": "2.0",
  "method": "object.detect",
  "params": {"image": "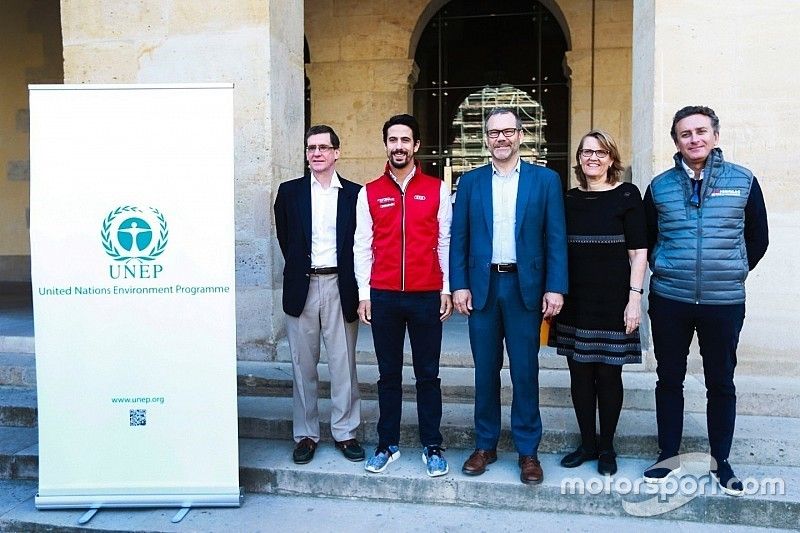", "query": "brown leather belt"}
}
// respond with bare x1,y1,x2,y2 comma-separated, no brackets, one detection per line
490,263,517,273
310,266,338,275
